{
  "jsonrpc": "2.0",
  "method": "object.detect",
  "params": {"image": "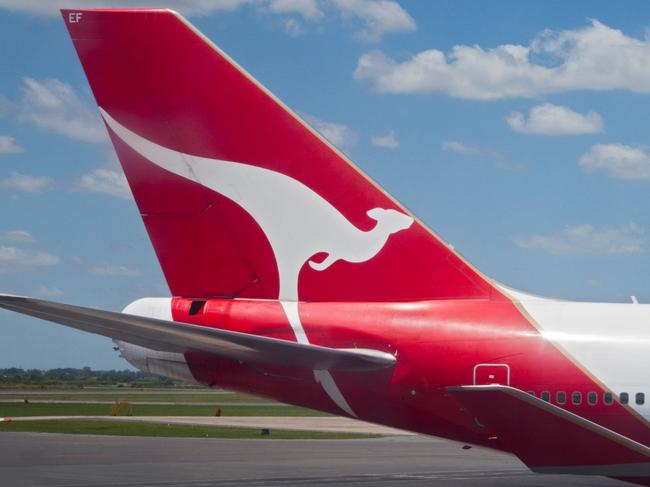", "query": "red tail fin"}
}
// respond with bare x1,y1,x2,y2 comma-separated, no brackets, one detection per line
63,8,493,302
